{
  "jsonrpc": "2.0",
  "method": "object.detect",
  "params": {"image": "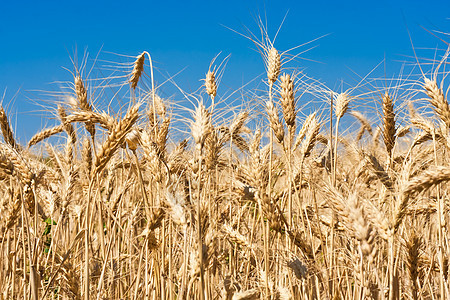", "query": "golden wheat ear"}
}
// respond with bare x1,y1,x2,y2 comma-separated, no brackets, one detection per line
382,92,396,157
406,231,422,300
424,78,450,128
0,105,18,150
191,102,213,152
266,47,281,85
279,73,296,132
232,289,260,300
74,75,96,137
28,125,65,148
266,101,284,144
94,104,140,175
351,111,373,141
130,52,146,89
204,70,217,100
334,92,350,120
